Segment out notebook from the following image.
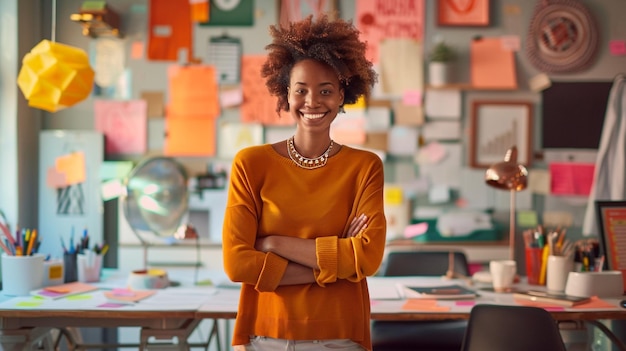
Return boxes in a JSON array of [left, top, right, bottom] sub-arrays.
[[398, 284, 477, 299]]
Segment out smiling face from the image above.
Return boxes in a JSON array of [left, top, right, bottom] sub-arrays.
[[288, 59, 344, 133]]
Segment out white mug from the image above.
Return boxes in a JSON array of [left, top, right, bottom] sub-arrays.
[[490, 260, 517, 292]]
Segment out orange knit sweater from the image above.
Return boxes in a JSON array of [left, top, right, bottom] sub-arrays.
[[222, 144, 386, 351]]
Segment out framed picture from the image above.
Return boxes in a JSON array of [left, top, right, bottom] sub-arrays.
[[437, 0, 490, 27], [595, 201, 626, 279], [469, 101, 533, 168]]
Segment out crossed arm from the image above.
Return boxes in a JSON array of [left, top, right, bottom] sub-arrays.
[[254, 214, 369, 286]]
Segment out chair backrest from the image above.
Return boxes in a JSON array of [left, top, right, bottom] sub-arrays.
[[461, 304, 567, 351], [381, 250, 470, 277]]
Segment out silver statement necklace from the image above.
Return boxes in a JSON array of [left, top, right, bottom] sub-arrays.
[[287, 136, 334, 170]]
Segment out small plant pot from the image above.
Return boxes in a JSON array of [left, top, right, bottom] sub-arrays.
[[429, 62, 450, 87]]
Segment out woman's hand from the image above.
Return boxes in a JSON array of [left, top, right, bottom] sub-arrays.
[[344, 214, 368, 238]]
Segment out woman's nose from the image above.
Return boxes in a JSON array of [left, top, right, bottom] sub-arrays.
[[305, 93, 320, 107]]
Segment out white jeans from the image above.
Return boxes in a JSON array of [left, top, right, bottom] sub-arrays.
[[236, 336, 366, 351]]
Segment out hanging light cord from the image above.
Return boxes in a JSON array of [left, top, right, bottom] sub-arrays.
[[51, 0, 57, 42]]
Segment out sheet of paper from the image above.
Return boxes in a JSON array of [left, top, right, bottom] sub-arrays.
[[418, 143, 462, 188], [331, 114, 367, 145], [241, 55, 292, 125], [168, 65, 220, 118], [549, 162, 595, 196], [470, 37, 517, 89], [379, 39, 424, 95], [355, 0, 424, 63], [164, 117, 216, 156], [140, 91, 164, 118], [393, 102, 424, 126], [94, 99, 147, 155], [421, 121, 461, 141], [424, 89, 461, 119], [387, 126, 418, 156], [218, 122, 263, 159], [528, 168, 550, 195], [55, 152, 86, 185]]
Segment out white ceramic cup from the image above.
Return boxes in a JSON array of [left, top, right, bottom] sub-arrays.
[[77, 253, 103, 283], [490, 260, 517, 292], [1, 253, 45, 296], [547, 255, 574, 292]]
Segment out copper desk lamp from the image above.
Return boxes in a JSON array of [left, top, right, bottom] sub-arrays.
[[485, 146, 528, 261]]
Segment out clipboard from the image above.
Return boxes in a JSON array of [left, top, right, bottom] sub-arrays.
[[208, 34, 242, 84]]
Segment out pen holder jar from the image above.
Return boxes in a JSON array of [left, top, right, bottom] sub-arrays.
[[1, 253, 45, 296], [77, 253, 102, 283], [525, 247, 544, 285], [63, 252, 78, 283]]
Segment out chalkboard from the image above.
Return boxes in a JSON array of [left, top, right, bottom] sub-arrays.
[[542, 81, 613, 149]]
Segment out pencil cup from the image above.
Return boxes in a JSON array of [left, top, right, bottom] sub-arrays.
[[525, 247, 543, 285], [63, 252, 78, 283], [1, 253, 45, 296], [77, 253, 102, 283], [547, 255, 574, 292], [43, 259, 64, 287]]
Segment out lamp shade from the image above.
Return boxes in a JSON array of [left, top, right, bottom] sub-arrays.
[[17, 40, 94, 113], [485, 146, 528, 191]]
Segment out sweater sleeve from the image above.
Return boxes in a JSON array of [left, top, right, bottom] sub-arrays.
[[314, 155, 387, 286], [222, 151, 288, 291]]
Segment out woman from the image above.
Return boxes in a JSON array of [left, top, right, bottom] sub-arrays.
[[222, 14, 386, 351]]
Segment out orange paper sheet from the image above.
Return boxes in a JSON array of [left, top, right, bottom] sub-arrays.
[[470, 37, 517, 89], [168, 65, 220, 118], [240, 55, 292, 125], [147, 0, 192, 61], [514, 296, 618, 309], [402, 299, 451, 312], [164, 117, 216, 156]]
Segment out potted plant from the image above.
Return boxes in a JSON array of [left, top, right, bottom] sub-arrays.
[[428, 41, 456, 87]]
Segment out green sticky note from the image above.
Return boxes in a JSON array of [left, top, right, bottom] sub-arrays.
[[17, 301, 43, 307], [67, 294, 92, 301], [81, 1, 106, 11], [517, 210, 538, 227], [99, 161, 134, 180]]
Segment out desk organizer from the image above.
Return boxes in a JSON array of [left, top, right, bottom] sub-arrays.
[[565, 271, 624, 298]]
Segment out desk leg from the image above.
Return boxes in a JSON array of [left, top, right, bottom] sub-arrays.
[[140, 319, 202, 351], [0, 327, 54, 351]]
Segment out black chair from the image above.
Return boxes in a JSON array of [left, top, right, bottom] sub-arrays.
[[372, 250, 470, 351], [460, 304, 567, 351]]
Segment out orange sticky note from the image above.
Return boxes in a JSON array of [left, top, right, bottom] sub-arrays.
[[55, 152, 86, 185], [44, 286, 70, 294], [471, 37, 517, 89]]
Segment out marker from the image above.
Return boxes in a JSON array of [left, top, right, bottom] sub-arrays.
[[26, 229, 37, 256]]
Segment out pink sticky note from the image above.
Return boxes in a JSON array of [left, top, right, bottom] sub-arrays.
[[549, 162, 595, 196], [402, 90, 422, 106], [609, 40, 626, 56], [46, 167, 67, 189], [403, 222, 428, 238]]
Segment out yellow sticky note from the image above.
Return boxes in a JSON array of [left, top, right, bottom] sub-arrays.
[[385, 187, 403, 205]]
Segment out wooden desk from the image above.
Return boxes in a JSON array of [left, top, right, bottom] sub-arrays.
[[1, 275, 625, 350]]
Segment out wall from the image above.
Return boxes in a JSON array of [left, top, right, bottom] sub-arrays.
[[24, 0, 626, 261]]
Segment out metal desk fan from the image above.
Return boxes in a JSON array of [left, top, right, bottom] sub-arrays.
[[122, 157, 198, 286]]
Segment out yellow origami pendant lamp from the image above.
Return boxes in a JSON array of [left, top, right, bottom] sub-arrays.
[[17, 0, 94, 113], [17, 40, 94, 113]]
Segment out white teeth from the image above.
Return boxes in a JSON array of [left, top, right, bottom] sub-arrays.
[[302, 113, 325, 119]]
